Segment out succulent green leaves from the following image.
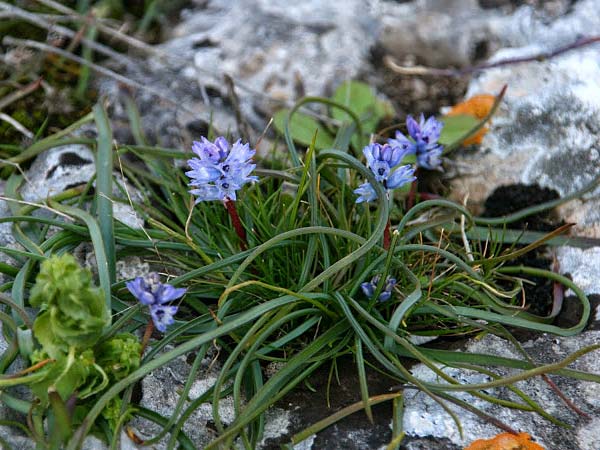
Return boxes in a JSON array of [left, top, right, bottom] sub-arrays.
[[30, 254, 109, 359]]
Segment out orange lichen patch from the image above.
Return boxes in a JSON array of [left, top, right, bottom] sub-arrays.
[[447, 94, 495, 145], [464, 432, 545, 450]]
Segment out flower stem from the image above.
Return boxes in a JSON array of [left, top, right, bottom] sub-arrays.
[[383, 220, 391, 250], [225, 199, 248, 250], [407, 169, 419, 209], [141, 319, 154, 355]]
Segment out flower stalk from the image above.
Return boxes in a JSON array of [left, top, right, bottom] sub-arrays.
[[225, 199, 248, 251]]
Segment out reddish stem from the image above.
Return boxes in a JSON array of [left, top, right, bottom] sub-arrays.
[[383, 220, 391, 250], [407, 178, 418, 209], [140, 319, 154, 355], [417, 192, 442, 201], [225, 199, 248, 250], [542, 373, 590, 418]]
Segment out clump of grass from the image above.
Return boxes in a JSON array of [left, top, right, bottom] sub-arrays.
[[0, 81, 598, 450]]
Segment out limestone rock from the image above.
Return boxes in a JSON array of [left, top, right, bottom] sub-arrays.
[[402, 332, 600, 450], [163, 0, 380, 124], [379, 0, 600, 67]]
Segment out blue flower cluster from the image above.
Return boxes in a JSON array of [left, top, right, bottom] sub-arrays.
[[354, 142, 416, 203], [354, 114, 444, 203], [186, 137, 258, 203], [126, 273, 187, 332], [361, 275, 397, 302], [389, 114, 444, 171]]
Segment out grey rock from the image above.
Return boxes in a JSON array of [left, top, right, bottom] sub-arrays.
[[97, 0, 382, 155], [20, 144, 96, 202], [439, 26, 600, 449], [293, 434, 316, 450], [556, 247, 600, 296], [20, 144, 144, 229], [115, 256, 150, 282], [403, 332, 600, 450], [164, 0, 379, 124], [379, 0, 600, 67], [129, 345, 292, 449], [449, 44, 600, 238], [379, 0, 500, 67]]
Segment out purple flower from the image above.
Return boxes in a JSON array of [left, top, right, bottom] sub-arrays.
[[354, 182, 378, 204], [186, 137, 258, 203], [126, 273, 187, 332], [353, 142, 416, 203], [389, 114, 444, 170], [360, 275, 397, 302]]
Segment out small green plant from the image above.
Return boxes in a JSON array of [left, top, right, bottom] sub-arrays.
[[1, 254, 140, 447]]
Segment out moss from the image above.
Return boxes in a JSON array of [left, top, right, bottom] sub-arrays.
[[0, 80, 95, 151]]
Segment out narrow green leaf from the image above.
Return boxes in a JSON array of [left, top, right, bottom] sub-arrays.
[[355, 337, 373, 423], [93, 103, 116, 284], [290, 393, 402, 446], [48, 389, 72, 447], [67, 295, 301, 449], [49, 202, 111, 317]]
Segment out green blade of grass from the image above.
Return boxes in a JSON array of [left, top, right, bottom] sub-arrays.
[[93, 103, 116, 284], [49, 202, 111, 316]]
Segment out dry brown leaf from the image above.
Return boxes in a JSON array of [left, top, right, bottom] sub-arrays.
[[464, 432, 546, 450]]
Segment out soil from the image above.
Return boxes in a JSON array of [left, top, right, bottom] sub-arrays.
[[481, 183, 561, 231], [264, 355, 465, 450], [368, 45, 471, 121], [480, 183, 565, 319], [262, 357, 397, 450]]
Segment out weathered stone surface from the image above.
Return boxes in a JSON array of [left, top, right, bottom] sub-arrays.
[[449, 43, 600, 237], [403, 332, 600, 450], [160, 0, 380, 129], [20, 143, 144, 229], [128, 345, 292, 449], [379, 0, 600, 67], [557, 247, 600, 297], [100, 0, 383, 155]]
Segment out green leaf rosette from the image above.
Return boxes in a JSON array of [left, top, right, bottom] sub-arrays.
[[30, 254, 110, 359], [95, 333, 141, 381]]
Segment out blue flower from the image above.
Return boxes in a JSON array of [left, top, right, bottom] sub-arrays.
[[126, 273, 187, 332], [360, 275, 397, 302], [354, 182, 378, 204], [186, 137, 258, 203], [353, 142, 415, 203], [389, 114, 444, 170]]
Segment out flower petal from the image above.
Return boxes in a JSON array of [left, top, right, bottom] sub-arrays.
[[421, 116, 443, 143], [126, 278, 155, 306], [417, 145, 443, 171], [226, 140, 255, 164], [214, 136, 230, 159], [386, 165, 416, 190], [389, 132, 415, 155], [371, 160, 391, 182], [406, 115, 420, 140], [190, 185, 224, 203], [186, 165, 222, 184], [150, 305, 178, 333], [156, 285, 187, 303], [362, 143, 378, 167], [361, 281, 375, 298], [354, 182, 378, 203]]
